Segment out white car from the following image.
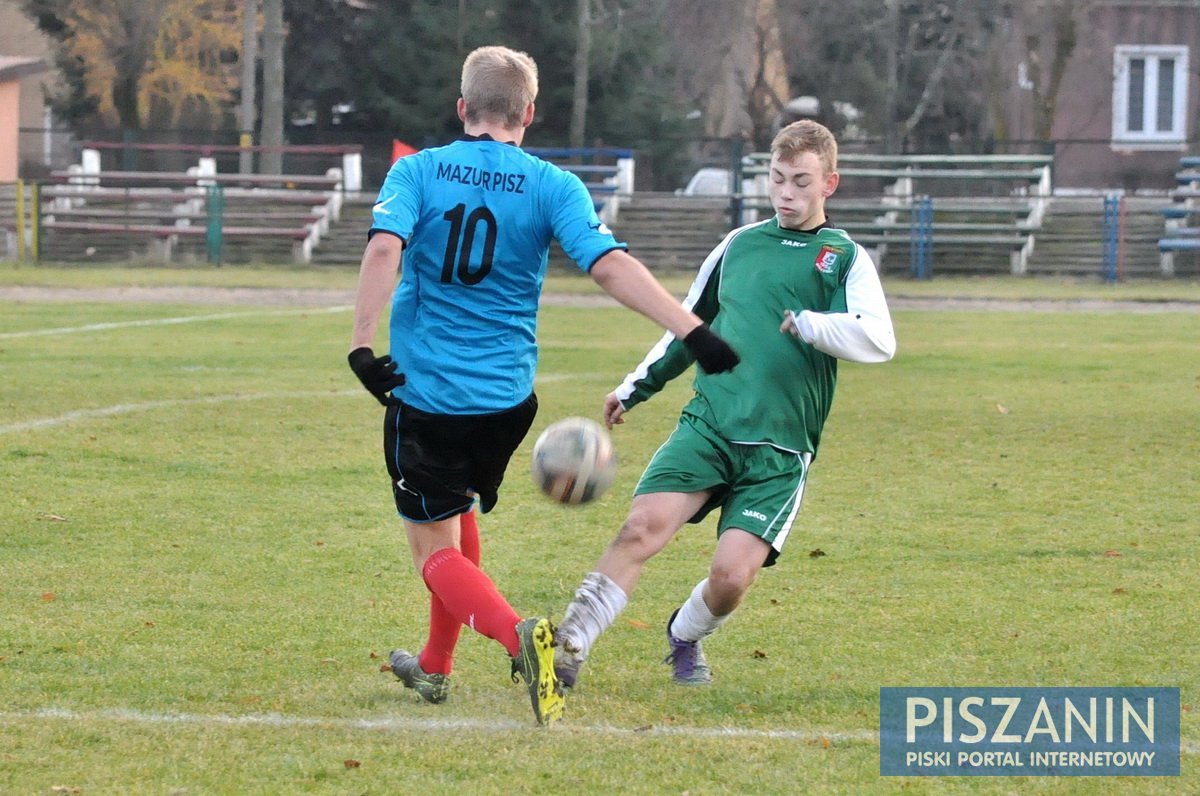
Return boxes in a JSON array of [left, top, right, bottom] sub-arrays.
[[676, 167, 734, 196]]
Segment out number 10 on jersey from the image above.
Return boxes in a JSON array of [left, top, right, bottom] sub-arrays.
[[441, 203, 497, 285]]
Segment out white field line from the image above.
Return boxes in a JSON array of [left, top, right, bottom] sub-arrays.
[[3, 707, 1196, 753], [1, 706, 877, 744], [0, 390, 355, 434], [0, 305, 353, 339], [0, 375, 578, 435]]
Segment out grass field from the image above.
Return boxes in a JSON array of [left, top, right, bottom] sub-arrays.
[[1, 264, 1197, 794], [6, 259, 1200, 303]]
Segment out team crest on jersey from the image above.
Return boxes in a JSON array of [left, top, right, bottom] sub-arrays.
[[815, 245, 843, 273]]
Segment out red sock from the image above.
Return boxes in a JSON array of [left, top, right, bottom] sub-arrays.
[[422, 545, 520, 658], [419, 511, 481, 675]]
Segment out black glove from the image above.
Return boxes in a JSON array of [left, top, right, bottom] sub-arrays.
[[348, 347, 405, 406], [683, 323, 740, 374]]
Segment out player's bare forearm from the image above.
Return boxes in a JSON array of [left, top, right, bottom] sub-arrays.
[[590, 250, 703, 339], [351, 234, 403, 351]]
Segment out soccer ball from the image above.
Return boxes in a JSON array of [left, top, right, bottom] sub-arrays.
[[531, 417, 617, 505]]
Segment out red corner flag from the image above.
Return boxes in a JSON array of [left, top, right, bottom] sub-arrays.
[[391, 139, 418, 164]]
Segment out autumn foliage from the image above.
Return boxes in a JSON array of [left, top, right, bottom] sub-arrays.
[[46, 0, 244, 129]]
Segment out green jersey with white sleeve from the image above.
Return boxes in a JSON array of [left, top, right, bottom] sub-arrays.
[[614, 217, 895, 455]]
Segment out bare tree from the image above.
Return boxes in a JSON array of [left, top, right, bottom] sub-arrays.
[[1022, 0, 1078, 140], [898, 25, 960, 144], [884, 0, 900, 152], [569, 0, 591, 149], [239, 0, 258, 174], [260, 0, 284, 174], [745, 0, 791, 145], [686, 0, 788, 144]]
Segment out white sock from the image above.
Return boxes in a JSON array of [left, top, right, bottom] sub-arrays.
[[558, 571, 628, 662], [668, 579, 728, 642]]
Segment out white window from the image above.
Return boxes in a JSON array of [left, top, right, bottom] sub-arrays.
[[1112, 45, 1189, 146]]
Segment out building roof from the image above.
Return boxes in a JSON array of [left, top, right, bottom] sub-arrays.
[[0, 55, 46, 83]]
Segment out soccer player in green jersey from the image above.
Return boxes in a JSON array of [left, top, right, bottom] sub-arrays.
[[554, 119, 896, 688]]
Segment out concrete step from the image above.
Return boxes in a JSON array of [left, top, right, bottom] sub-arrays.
[[310, 197, 374, 265], [607, 193, 731, 271]]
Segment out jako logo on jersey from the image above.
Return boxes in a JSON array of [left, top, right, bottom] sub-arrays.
[[742, 509, 768, 522], [815, 245, 842, 273], [781, 239, 805, 248]]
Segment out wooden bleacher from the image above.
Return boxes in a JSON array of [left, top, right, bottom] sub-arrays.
[[739, 152, 1052, 275], [37, 163, 345, 264]]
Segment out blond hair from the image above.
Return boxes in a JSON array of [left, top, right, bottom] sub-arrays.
[[460, 46, 539, 127], [771, 120, 838, 175]]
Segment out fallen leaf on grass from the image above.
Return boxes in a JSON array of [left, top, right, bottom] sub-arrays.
[[996, 404, 1010, 415], [821, 736, 831, 749], [626, 619, 651, 630], [50, 787, 81, 794], [369, 651, 380, 660], [1103, 550, 1122, 558], [751, 650, 767, 659], [41, 592, 55, 602], [378, 663, 391, 673], [38, 513, 67, 521], [633, 724, 654, 732], [1112, 587, 1127, 595], [343, 759, 361, 769]]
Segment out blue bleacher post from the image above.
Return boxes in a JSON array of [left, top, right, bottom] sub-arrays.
[[909, 195, 933, 279], [1102, 193, 1120, 283]]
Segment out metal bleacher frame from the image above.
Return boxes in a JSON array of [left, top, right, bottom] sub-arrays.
[[737, 152, 1054, 276], [525, 147, 635, 226], [1158, 155, 1200, 276]]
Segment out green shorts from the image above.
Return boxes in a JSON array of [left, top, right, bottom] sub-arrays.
[[635, 413, 813, 566]]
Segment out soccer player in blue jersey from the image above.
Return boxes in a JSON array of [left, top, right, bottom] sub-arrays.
[[555, 119, 896, 692], [347, 45, 739, 725]]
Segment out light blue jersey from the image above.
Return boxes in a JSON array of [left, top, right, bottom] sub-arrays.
[[370, 135, 625, 414]]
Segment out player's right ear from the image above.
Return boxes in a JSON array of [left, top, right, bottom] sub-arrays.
[[822, 172, 839, 196], [457, 98, 468, 123]]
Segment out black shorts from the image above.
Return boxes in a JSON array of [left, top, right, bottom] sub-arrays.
[[383, 393, 537, 522]]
